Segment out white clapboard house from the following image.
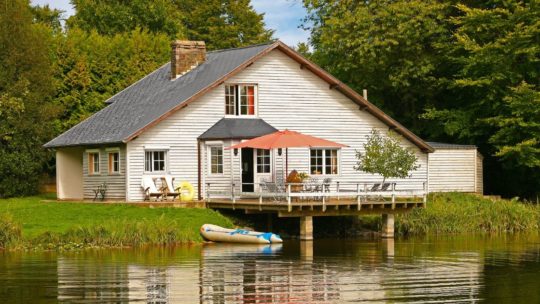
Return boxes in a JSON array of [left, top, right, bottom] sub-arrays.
[[45, 40, 483, 202]]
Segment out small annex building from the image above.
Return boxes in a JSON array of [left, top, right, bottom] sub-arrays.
[[427, 142, 483, 194]]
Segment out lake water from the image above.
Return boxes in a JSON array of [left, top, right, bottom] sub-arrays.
[[0, 234, 539, 303]]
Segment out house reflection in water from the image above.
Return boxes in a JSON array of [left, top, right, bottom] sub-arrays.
[[55, 241, 483, 303]]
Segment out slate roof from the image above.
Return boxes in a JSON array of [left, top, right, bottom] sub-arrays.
[[199, 118, 277, 140], [427, 142, 477, 150], [44, 42, 276, 148]]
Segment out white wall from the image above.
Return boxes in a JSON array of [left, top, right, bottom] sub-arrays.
[[56, 147, 84, 200], [428, 148, 480, 193], [126, 49, 428, 201]]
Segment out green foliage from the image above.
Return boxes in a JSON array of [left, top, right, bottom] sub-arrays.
[[354, 129, 419, 183], [68, 0, 185, 38], [0, 213, 22, 248], [177, 0, 274, 50], [68, 0, 273, 50], [51, 28, 170, 131], [0, 0, 59, 197], [395, 192, 540, 235], [0, 195, 233, 249], [486, 82, 540, 168], [303, 0, 540, 198]]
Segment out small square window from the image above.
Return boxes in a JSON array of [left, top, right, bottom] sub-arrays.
[[310, 149, 338, 175], [256, 149, 271, 173], [210, 146, 223, 174], [145, 150, 167, 173]]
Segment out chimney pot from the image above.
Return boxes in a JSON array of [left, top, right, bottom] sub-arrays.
[[171, 40, 206, 79]]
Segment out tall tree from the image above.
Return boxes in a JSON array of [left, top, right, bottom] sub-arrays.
[[51, 28, 170, 132], [68, 0, 185, 38], [0, 0, 58, 197], [303, 0, 540, 199], [176, 0, 274, 50]]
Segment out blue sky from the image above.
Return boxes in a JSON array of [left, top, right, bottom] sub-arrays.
[[31, 0, 309, 46]]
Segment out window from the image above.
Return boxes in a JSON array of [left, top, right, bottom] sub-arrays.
[[108, 151, 120, 174], [256, 149, 271, 173], [145, 151, 166, 172], [310, 149, 338, 175], [224, 84, 256, 116], [88, 152, 100, 175], [210, 146, 223, 174]]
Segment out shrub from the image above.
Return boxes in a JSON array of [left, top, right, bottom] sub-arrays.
[[0, 214, 22, 247]]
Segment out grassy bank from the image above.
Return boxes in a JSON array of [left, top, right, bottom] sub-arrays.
[[0, 195, 232, 249], [394, 193, 540, 235]]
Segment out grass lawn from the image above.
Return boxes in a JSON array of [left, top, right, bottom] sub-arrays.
[[0, 195, 233, 248]]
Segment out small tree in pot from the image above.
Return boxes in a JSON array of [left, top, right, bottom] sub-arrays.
[[354, 129, 419, 184]]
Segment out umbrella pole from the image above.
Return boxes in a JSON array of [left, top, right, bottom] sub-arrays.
[[285, 148, 288, 181]]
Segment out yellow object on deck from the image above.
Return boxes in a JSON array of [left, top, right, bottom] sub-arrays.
[[178, 181, 195, 201]]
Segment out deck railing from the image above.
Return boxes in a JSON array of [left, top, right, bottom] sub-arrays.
[[206, 181, 427, 212]]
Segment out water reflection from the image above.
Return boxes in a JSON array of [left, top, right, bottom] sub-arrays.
[[0, 234, 539, 303]]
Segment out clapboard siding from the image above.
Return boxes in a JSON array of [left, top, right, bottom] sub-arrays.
[[428, 148, 479, 192], [82, 146, 126, 200], [126, 50, 428, 201]]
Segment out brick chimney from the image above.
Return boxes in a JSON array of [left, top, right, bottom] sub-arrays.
[[170, 40, 206, 79]]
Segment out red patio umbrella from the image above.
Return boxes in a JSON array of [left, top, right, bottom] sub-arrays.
[[227, 130, 347, 180]]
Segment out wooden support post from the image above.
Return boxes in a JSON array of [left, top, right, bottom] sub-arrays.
[[336, 181, 340, 201], [364, 183, 368, 203], [381, 214, 394, 238], [423, 182, 427, 205], [259, 185, 263, 211], [231, 183, 236, 208], [356, 183, 361, 210], [300, 216, 313, 241], [391, 183, 396, 210], [322, 186, 326, 212], [287, 183, 292, 212]]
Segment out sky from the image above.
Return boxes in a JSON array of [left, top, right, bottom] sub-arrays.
[[31, 0, 310, 46]]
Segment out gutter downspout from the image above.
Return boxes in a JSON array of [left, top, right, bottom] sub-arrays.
[[197, 139, 202, 201]]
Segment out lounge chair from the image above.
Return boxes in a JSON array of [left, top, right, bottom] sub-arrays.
[[161, 176, 180, 201], [141, 176, 162, 201]]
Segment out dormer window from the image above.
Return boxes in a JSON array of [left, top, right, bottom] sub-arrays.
[[225, 84, 257, 116]]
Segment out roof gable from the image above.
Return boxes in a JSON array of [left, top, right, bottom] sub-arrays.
[[45, 40, 433, 152]]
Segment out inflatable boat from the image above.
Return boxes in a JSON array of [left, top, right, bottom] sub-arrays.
[[200, 224, 283, 244]]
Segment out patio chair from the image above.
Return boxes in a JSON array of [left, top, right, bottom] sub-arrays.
[[322, 177, 333, 192], [262, 181, 286, 203], [161, 176, 180, 201], [92, 182, 107, 201], [141, 176, 163, 201]]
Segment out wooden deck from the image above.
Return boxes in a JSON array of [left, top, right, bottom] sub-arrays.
[[205, 182, 427, 217], [206, 197, 425, 217]]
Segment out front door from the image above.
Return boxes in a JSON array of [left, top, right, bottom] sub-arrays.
[[241, 148, 254, 192]]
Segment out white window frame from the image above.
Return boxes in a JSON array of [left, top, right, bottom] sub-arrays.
[[310, 148, 340, 175], [256, 149, 271, 174], [86, 149, 100, 175], [208, 145, 224, 175], [224, 84, 258, 117], [144, 150, 168, 173]]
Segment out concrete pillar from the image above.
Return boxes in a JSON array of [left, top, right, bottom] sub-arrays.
[[300, 240, 313, 261], [299, 216, 313, 240], [381, 214, 394, 238]]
